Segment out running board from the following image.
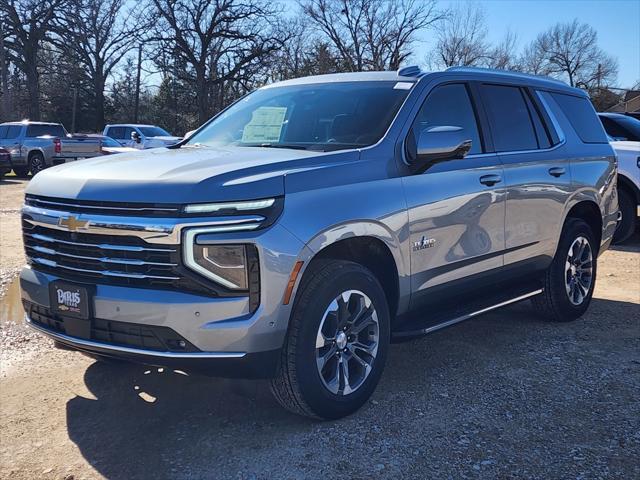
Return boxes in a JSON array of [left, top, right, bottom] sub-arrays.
[[392, 289, 543, 339]]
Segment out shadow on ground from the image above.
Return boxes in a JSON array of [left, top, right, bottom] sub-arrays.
[[66, 296, 640, 479]]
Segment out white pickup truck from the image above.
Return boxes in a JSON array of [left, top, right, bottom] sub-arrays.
[[0, 121, 103, 176]]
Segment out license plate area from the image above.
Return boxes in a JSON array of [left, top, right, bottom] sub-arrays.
[[49, 281, 93, 339]]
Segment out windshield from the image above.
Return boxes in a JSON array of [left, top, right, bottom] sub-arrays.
[[102, 137, 123, 147], [139, 126, 171, 137], [187, 81, 412, 151]]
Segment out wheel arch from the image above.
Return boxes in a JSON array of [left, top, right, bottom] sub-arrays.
[[617, 173, 640, 204], [564, 200, 603, 251], [297, 222, 409, 317]]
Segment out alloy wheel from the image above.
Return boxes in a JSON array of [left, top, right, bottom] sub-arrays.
[[315, 290, 379, 395], [565, 236, 593, 306]]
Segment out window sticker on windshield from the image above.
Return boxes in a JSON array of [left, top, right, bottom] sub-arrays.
[[394, 82, 413, 90], [241, 106, 288, 143]]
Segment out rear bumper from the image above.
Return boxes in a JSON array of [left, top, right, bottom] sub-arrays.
[[26, 315, 280, 377]]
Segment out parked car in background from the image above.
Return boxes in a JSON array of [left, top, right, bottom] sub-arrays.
[[102, 124, 182, 149], [598, 112, 640, 141], [0, 147, 11, 178], [597, 113, 640, 243], [88, 135, 138, 155], [609, 140, 639, 243], [21, 67, 618, 419], [0, 122, 103, 176]]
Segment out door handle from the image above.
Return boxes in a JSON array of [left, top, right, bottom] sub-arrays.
[[548, 167, 566, 177], [479, 174, 502, 186]]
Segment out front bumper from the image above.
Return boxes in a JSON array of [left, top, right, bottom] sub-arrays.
[[20, 222, 309, 378], [26, 315, 280, 377]]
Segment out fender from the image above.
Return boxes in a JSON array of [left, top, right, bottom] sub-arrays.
[[290, 220, 412, 315]]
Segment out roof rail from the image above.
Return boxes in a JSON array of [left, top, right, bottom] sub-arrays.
[[397, 65, 422, 77], [446, 66, 568, 87]]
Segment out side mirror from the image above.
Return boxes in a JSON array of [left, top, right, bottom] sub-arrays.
[[408, 126, 472, 173], [131, 131, 141, 143], [184, 129, 196, 139]]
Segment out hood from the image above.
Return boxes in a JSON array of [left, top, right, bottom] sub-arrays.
[[610, 140, 640, 153], [26, 145, 357, 204]]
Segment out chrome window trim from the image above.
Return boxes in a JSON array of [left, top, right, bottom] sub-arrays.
[[26, 316, 246, 358], [182, 226, 259, 289], [536, 90, 566, 144]]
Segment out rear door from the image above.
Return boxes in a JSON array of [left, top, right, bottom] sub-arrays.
[[478, 83, 570, 274], [402, 82, 506, 308]]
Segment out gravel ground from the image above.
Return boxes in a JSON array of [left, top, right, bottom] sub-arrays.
[[0, 178, 639, 480]]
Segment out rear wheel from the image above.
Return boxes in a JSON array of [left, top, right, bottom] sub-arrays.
[[613, 187, 637, 244], [28, 153, 46, 176], [270, 260, 390, 419], [532, 218, 597, 322]]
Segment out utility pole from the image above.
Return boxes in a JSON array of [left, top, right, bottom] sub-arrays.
[[134, 44, 142, 123]]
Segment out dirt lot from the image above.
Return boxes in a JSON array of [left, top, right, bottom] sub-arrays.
[[1, 178, 639, 480]]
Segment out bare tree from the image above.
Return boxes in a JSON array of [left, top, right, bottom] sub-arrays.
[[147, 0, 286, 124], [56, 0, 144, 131], [1, 0, 67, 120], [302, 0, 443, 72], [486, 30, 518, 70], [429, 2, 488, 69], [522, 19, 618, 88]]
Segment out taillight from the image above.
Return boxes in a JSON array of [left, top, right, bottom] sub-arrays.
[[53, 138, 61, 154]]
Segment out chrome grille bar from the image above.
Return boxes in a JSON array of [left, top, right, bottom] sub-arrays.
[[25, 232, 176, 253], [29, 245, 178, 267], [32, 258, 181, 280]]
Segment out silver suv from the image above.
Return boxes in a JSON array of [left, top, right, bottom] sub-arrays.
[[20, 67, 618, 419]]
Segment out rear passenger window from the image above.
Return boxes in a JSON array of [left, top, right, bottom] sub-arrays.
[[410, 83, 483, 155], [550, 93, 608, 143], [480, 84, 538, 152]]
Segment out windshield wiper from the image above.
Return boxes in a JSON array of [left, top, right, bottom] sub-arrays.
[[255, 143, 312, 151]]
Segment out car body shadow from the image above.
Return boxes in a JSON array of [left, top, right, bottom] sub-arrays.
[[66, 296, 640, 479]]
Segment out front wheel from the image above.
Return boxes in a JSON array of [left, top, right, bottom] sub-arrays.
[[532, 218, 597, 322], [270, 260, 390, 419]]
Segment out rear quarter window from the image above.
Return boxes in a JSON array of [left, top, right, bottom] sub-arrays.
[[550, 93, 608, 144]]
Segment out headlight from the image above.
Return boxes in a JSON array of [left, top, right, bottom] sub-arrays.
[[193, 244, 248, 289], [183, 198, 275, 214]]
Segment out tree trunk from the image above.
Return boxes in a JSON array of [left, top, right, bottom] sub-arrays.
[[196, 70, 209, 125], [26, 64, 40, 120]]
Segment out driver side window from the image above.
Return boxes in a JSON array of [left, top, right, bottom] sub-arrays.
[[409, 83, 483, 159]]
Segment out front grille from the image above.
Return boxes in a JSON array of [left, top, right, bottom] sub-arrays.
[[23, 224, 215, 296], [25, 194, 182, 217], [27, 302, 199, 352]]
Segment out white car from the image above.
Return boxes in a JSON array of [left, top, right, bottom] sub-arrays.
[[610, 140, 639, 242], [102, 124, 182, 149], [598, 113, 640, 243]]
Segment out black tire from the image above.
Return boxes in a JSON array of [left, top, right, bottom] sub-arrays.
[[270, 259, 390, 420], [532, 218, 598, 322], [28, 152, 46, 176], [613, 187, 637, 244], [12, 166, 29, 178]]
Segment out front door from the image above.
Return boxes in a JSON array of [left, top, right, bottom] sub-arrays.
[[402, 83, 506, 308]]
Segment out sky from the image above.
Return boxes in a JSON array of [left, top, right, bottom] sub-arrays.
[[421, 0, 640, 88]]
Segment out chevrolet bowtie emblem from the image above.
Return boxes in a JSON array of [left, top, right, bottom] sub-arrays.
[[58, 216, 89, 231]]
